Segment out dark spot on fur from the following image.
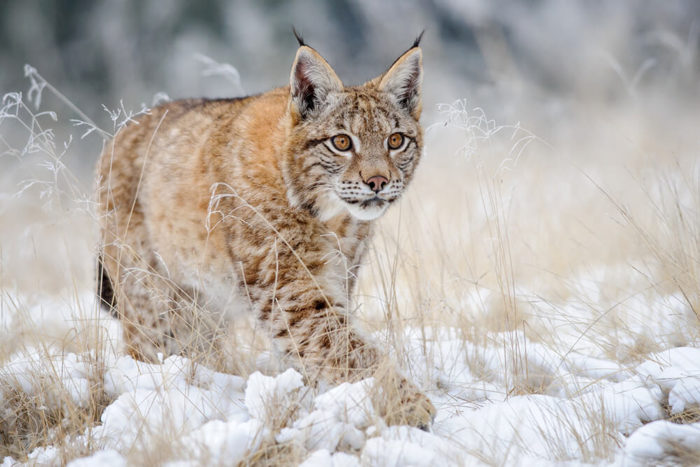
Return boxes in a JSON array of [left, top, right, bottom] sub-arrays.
[[303, 138, 327, 150], [300, 199, 318, 217], [97, 255, 118, 317], [287, 312, 306, 328]]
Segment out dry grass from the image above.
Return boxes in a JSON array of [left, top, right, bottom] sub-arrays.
[[1, 63, 699, 465]]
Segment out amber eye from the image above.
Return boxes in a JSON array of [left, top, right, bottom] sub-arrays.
[[331, 134, 352, 151], [388, 132, 404, 150]]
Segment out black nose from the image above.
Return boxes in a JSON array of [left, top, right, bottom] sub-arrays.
[[364, 175, 389, 193]]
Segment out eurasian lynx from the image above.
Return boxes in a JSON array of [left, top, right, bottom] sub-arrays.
[[97, 34, 434, 427]]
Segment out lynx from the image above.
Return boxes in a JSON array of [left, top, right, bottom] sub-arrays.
[[96, 34, 434, 427]]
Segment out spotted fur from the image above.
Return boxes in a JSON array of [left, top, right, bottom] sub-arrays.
[[96, 41, 433, 427]]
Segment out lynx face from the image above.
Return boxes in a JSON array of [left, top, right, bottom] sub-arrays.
[[283, 44, 423, 221]]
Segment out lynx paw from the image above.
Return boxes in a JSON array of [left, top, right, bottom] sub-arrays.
[[395, 385, 436, 430], [377, 376, 436, 430]]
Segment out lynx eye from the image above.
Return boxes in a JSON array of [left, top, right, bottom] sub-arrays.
[[388, 132, 404, 150], [330, 134, 352, 151]]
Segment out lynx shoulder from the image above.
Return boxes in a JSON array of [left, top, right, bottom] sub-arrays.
[[96, 35, 433, 427]]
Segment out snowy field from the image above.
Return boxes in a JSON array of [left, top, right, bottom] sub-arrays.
[[1, 287, 699, 466], [2, 75, 700, 464]]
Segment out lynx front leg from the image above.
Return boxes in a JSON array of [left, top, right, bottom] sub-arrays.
[[253, 277, 376, 382], [251, 267, 435, 428]]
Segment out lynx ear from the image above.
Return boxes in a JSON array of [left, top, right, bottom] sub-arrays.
[[377, 47, 423, 119], [290, 46, 343, 121]]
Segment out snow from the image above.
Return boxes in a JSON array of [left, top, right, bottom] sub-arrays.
[[279, 381, 373, 452], [669, 377, 700, 414], [67, 450, 126, 467], [301, 449, 360, 467], [635, 347, 700, 415], [362, 436, 440, 466], [622, 420, 700, 466], [95, 355, 249, 452], [1, 293, 699, 465], [1, 346, 92, 410], [26, 446, 60, 465], [180, 418, 267, 464], [245, 368, 305, 420], [313, 379, 376, 428]]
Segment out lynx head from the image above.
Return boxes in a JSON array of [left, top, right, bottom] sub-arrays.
[[282, 35, 424, 222]]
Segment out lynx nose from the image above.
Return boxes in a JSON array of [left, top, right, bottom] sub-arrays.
[[364, 175, 389, 193]]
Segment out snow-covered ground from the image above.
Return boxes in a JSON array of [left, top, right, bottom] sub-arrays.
[[1, 287, 699, 466]]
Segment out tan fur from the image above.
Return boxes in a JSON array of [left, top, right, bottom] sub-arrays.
[[96, 43, 433, 427]]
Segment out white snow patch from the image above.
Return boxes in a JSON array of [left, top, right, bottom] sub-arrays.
[[180, 418, 266, 464], [622, 420, 700, 465], [314, 378, 376, 428], [277, 378, 374, 452], [94, 355, 248, 452], [635, 347, 700, 414], [244, 368, 305, 420], [360, 426, 468, 467], [67, 449, 127, 467], [300, 449, 360, 467]]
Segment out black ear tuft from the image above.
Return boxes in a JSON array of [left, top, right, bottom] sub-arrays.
[[412, 30, 425, 49], [293, 27, 305, 47]]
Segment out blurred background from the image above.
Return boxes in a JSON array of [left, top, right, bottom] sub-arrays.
[[2, 0, 699, 142]]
